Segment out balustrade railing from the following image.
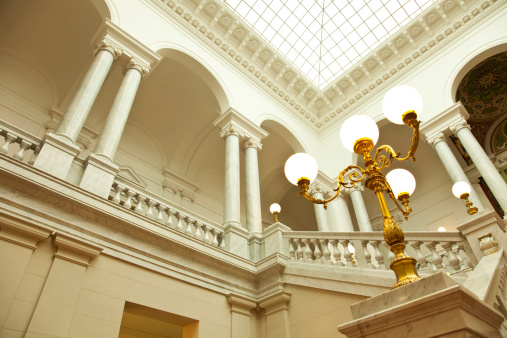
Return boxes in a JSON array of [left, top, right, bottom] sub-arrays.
[[284, 231, 475, 275], [109, 180, 226, 250], [0, 120, 42, 164]]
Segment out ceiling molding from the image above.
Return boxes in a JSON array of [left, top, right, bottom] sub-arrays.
[[148, 0, 503, 132]]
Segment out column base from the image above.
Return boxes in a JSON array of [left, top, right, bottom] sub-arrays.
[[337, 272, 503, 338], [79, 153, 119, 198], [33, 133, 81, 180], [223, 223, 249, 259]]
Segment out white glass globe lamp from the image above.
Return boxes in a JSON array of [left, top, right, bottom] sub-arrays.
[[452, 181, 471, 198], [386, 168, 416, 198], [382, 86, 423, 125], [269, 203, 281, 214], [339, 115, 379, 153], [437, 227, 447, 232], [284, 153, 318, 186]]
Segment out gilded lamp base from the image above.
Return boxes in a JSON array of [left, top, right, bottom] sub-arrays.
[[383, 216, 421, 289]]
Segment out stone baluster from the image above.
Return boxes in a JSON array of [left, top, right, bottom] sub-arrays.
[[210, 229, 219, 247], [458, 244, 474, 269], [410, 241, 428, 271], [371, 240, 385, 269], [175, 213, 185, 231], [123, 190, 135, 210], [320, 239, 332, 264], [330, 239, 343, 266], [311, 239, 322, 263], [302, 239, 313, 262], [442, 242, 460, 272], [219, 232, 226, 249], [361, 240, 372, 267], [27, 146, 41, 165], [295, 239, 304, 260], [155, 205, 166, 223], [340, 240, 353, 265], [202, 225, 211, 244], [383, 243, 395, 268], [145, 199, 156, 219], [426, 242, 444, 271], [185, 218, 195, 236], [134, 194, 146, 214], [13, 140, 31, 161], [0, 134, 16, 154], [111, 184, 124, 204], [194, 222, 203, 239], [166, 209, 176, 228], [289, 239, 296, 261]]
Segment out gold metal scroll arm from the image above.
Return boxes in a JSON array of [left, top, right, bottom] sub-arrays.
[[385, 181, 413, 220]]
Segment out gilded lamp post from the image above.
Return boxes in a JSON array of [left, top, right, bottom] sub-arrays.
[[284, 86, 424, 289]]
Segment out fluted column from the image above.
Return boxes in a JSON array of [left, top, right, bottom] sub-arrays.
[[427, 132, 484, 210], [326, 190, 354, 232], [452, 118, 507, 215], [309, 184, 329, 231], [349, 183, 373, 231], [244, 138, 263, 233], [221, 127, 242, 228], [55, 41, 120, 143]]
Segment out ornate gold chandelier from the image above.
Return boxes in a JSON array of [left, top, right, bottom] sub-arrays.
[[284, 86, 424, 289]]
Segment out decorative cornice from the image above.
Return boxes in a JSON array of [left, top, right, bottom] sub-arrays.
[[92, 19, 162, 78], [421, 101, 470, 142], [213, 107, 269, 142], [148, 0, 502, 131]]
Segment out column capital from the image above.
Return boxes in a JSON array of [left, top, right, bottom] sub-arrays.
[[348, 182, 364, 193], [243, 137, 262, 151], [92, 19, 162, 78], [94, 37, 122, 60], [227, 294, 257, 316], [426, 132, 447, 149], [309, 182, 329, 196], [53, 233, 103, 267], [420, 102, 470, 142], [258, 291, 291, 316], [449, 116, 471, 136], [213, 108, 268, 141]]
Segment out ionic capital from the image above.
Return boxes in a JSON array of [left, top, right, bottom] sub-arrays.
[[125, 58, 151, 78], [309, 182, 329, 197], [243, 137, 262, 151], [426, 132, 447, 149], [449, 117, 471, 136], [348, 182, 364, 193], [94, 37, 122, 59]]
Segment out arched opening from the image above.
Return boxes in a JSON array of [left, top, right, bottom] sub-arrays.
[[259, 120, 317, 231]]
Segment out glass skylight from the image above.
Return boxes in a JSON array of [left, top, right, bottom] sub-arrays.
[[223, 0, 434, 89]]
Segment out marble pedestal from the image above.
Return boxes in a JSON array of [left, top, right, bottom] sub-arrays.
[[337, 272, 503, 338], [33, 133, 81, 180], [223, 224, 249, 260], [79, 153, 119, 198]]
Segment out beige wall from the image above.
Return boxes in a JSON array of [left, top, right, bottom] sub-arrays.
[[285, 284, 367, 338]]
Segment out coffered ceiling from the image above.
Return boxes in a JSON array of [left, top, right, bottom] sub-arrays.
[[152, 0, 501, 131]]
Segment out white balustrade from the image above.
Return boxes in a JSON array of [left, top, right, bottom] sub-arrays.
[[108, 181, 225, 249], [283, 231, 475, 275], [0, 120, 42, 164]]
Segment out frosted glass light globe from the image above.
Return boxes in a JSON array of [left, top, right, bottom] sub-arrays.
[[270, 203, 281, 214], [386, 168, 416, 197], [340, 115, 379, 152], [284, 153, 319, 185], [452, 181, 471, 198], [382, 86, 423, 124], [437, 227, 447, 232]]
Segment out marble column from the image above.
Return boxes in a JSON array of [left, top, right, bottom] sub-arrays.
[[94, 60, 146, 161], [55, 42, 120, 143], [349, 183, 373, 231], [221, 127, 242, 228], [33, 42, 120, 179], [326, 190, 355, 232], [309, 184, 329, 231], [79, 59, 147, 198], [451, 119, 507, 215], [428, 132, 484, 210], [244, 138, 263, 233]]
